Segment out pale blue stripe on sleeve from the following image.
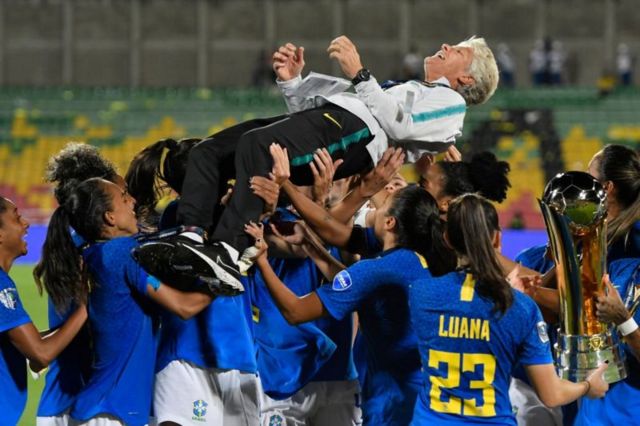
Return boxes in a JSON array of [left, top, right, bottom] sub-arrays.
[[411, 104, 466, 123]]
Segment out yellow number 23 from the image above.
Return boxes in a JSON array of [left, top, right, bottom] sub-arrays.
[[428, 349, 497, 417]]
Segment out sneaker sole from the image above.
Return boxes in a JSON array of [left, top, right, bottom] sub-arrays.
[[180, 243, 244, 293], [133, 242, 244, 296]]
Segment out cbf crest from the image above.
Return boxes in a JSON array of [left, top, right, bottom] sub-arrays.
[[192, 399, 208, 422], [0, 288, 17, 310]]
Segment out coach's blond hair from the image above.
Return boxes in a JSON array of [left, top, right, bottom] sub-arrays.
[[456, 36, 499, 105]]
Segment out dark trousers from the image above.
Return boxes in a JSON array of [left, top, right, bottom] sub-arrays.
[[177, 104, 374, 252]]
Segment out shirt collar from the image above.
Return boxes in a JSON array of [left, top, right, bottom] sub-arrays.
[[431, 76, 452, 87]]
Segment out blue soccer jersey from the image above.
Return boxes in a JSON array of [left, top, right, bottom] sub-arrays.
[[37, 299, 91, 417], [0, 269, 32, 425], [70, 236, 160, 426], [156, 291, 257, 375], [251, 249, 355, 400], [317, 248, 430, 425], [574, 258, 640, 426], [409, 270, 553, 425]]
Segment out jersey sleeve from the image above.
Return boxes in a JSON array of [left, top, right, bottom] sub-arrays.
[[122, 240, 153, 296], [316, 256, 393, 320], [0, 274, 31, 333], [517, 300, 554, 366]]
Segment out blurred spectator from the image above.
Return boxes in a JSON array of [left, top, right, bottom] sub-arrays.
[[401, 45, 423, 80], [529, 39, 547, 85], [549, 40, 566, 85], [617, 43, 634, 86], [496, 43, 515, 87], [252, 48, 276, 87]]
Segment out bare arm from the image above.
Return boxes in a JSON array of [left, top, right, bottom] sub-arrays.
[[146, 284, 213, 320], [282, 180, 354, 248], [255, 256, 327, 325], [525, 363, 608, 407], [8, 305, 87, 370], [329, 148, 404, 224], [246, 222, 328, 325]]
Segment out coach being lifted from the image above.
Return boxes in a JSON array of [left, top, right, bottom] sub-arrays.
[[134, 35, 499, 292]]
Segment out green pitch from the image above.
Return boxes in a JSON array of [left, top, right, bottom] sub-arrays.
[[10, 264, 48, 426]]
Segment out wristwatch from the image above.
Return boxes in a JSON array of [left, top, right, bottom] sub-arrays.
[[351, 68, 371, 86]]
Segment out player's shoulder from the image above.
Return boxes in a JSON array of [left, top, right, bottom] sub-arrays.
[[0, 269, 14, 289]]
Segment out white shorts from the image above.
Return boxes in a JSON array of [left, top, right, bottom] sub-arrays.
[[260, 380, 362, 426], [509, 377, 563, 426], [68, 414, 125, 426], [154, 360, 260, 426], [37, 413, 70, 426]]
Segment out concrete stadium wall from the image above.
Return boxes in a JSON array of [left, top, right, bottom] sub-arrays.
[[0, 0, 637, 87]]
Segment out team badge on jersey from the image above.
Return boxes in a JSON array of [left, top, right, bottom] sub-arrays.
[[0, 288, 17, 310], [192, 399, 208, 421], [269, 414, 284, 426], [536, 321, 549, 343], [332, 270, 352, 291]]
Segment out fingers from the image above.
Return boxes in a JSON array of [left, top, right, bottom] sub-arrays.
[[244, 221, 264, 238], [444, 145, 462, 162]]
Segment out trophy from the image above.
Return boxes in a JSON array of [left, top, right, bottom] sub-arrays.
[[539, 171, 627, 383]]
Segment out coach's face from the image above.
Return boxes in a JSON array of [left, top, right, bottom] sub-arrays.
[[424, 43, 473, 89]]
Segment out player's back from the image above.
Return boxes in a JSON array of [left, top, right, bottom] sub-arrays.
[[408, 270, 552, 425]]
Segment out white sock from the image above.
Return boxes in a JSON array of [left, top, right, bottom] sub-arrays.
[[180, 231, 203, 244]]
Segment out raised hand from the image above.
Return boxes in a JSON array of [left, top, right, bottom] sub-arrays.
[[273, 42, 305, 81], [443, 145, 462, 162], [327, 35, 364, 79], [311, 148, 344, 206], [360, 147, 405, 197], [244, 221, 268, 261], [250, 176, 280, 216], [269, 143, 290, 186]]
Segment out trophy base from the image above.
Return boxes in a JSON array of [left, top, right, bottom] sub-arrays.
[[555, 330, 627, 384]]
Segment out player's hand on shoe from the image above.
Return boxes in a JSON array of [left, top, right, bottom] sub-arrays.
[[585, 362, 610, 399], [269, 143, 290, 186], [245, 221, 268, 261], [250, 176, 280, 218], [596, 274, 630, 325], [360, 147, 405, 197], [273, 42, 305, 81], [311, 148, 344, 207], [327, 35, 363, 79]]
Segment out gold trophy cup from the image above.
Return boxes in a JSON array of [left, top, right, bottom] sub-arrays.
[[539, 171, 627, 383]]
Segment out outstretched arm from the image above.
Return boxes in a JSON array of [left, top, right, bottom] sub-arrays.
[[329, 147, 404, 224], [282, 180, 354, 248], [329, 35, 463, 155], [246, 222, 327, 325], [525, 363, 608, 407], [146, 284, 214, 321], [9, 305, 87, 371]]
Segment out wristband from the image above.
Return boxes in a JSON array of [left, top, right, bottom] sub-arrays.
[[618, 317, 639, 336], [582, 380, 591, 397]]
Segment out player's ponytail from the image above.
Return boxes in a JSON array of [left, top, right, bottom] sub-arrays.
[[34, 178, 112, 313], [592, 144, 640, 247], [387, 185, 456, 276], [446, 193, 513, 314]]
